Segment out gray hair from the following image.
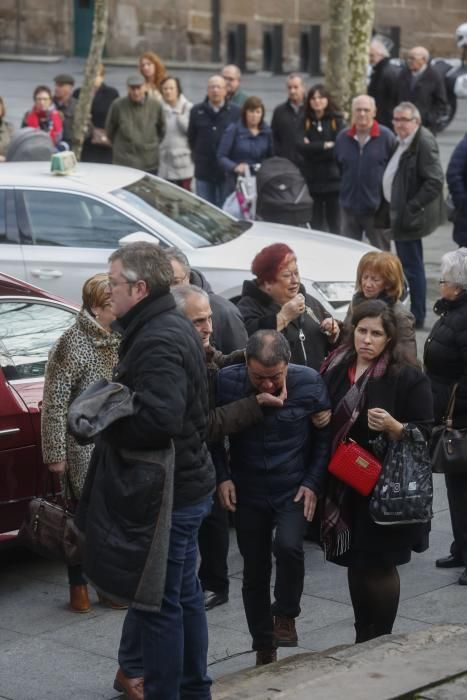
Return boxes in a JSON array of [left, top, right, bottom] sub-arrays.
[[165, 247, 191, 275], [222, 64, 241, 78], [108, 242, 173, 292], [370, 39, 390, 58], [246, 330, 291, 367], [287, 73, 304, 86], [441, 248, 467, 287], [171, 284, 209, 312], [351, 94, 376, 111], [394, 101, 421, 122]]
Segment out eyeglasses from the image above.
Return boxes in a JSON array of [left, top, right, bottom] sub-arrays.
[[106, 279, 134, 290], [392, 116, 415, 123], [278, 270, 300, 281]]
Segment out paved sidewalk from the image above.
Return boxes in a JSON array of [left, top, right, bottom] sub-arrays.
[[0, 475, 466, 699]]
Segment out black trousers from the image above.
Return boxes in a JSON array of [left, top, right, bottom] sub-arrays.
[[446, 473, 467, 566], [235, 496, 306, 651], [310, 191, 341, 234], [198, 492, 230, 595]]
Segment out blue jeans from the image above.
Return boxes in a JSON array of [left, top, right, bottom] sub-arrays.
[[195, 179, 228, 208], [118, 497, 212, 699], [395, 239, 426, 325]]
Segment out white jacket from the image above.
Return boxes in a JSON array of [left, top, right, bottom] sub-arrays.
[[159, 95, 194, 180]]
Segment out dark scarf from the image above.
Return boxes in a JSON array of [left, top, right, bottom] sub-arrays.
[[320, 343, 390, 557]]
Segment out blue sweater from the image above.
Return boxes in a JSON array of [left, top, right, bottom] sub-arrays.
[[214, 363, 331, 504], [335, 121, 396, 214]]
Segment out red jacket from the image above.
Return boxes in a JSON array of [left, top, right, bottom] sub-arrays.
[[24, 107, 63, 146]]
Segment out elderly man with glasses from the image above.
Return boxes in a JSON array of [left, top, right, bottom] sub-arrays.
[[382, 101, 444, 329]]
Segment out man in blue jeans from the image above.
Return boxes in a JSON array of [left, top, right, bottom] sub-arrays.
[[214, 330, 331, 665], [85, 242, 215, 700]]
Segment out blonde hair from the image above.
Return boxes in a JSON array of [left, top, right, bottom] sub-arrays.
[[81, 273, 111, 313], [356, 252, 405, 302]]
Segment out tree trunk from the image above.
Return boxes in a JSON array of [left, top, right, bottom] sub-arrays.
[[325, 0, 352, 113], [346, 0, 375, 112], [72, 0, 109, 160]]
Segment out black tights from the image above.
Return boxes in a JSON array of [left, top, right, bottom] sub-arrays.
[[347, 565, 400, 643]]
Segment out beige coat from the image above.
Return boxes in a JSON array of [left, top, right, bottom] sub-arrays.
[[41, 310, 120, 498]]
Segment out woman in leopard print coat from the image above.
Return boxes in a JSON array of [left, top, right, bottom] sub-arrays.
[[41, 273, 120, 612]]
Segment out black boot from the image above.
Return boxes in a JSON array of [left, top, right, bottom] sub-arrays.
[[354, 622, 375, 644]]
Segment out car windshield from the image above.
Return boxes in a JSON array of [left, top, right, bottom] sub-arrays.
[[112, 176, 251, 247]]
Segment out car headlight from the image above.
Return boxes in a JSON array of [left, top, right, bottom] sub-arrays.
[[312, 281, 356, 307]]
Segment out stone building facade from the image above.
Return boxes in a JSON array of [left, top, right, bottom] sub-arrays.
[[0, 0, 465, 68]]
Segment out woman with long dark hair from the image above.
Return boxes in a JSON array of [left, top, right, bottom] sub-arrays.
[[321, 299, 433, 643], [297, 84, 345, 233]]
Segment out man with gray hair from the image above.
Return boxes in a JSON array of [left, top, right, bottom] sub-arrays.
[[382, 101, 444, 328], [166, 246, 247, 353], [396, 46, 447, 134], [188, 74, 240, 206], [335, 94, 396, 250], [172, 284, 284, 611], [368, 39, 399, 129], [80, 242, 215, 699], [213, 329, 331, 665]]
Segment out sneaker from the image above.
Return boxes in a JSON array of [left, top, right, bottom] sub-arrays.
[[273, 615, 298, 647], [255, 648, 277, 666]]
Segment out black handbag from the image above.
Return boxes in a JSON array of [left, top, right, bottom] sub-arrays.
[[369, 425, 433, 525], [430, 384, 467, 475], [18, 472, 81, 566]]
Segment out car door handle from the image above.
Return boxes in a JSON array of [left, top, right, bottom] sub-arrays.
[[31, 268, 63, 279], [0, 428, 20, 437]]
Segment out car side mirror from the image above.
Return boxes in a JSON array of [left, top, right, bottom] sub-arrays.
[[118, 232, 160, 246]]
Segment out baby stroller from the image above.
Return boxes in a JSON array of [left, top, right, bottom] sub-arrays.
[[256, 156, 313, 227], [6, 128, 55, 162]]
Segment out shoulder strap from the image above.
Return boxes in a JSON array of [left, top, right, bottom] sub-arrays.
[[445, 383, 459, 427]]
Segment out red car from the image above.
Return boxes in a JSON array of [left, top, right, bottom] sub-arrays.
[[0, 273, 77, 541]]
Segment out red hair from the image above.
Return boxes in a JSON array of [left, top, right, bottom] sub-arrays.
[[251, 243, 295, 284]]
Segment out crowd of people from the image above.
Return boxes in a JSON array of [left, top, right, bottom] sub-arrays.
[[37, 231, 467, 699]]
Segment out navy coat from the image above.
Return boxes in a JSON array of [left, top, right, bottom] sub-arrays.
[[214, 363, 331, 504], [187, 98, 240, 182]]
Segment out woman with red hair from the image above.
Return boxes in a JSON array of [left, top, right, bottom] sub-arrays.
[[139, 51, 167, 99], [237, 243, 339, 369]]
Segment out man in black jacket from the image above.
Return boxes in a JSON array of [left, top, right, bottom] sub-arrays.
[[396, 46, 447, 135], [188, 75, 240, 207], [166, 246, 247, 353], [368, 39, 399, 130], [271, 74, 306, 166], [382, 102, 444, 328], [100, 243, 214, 699]]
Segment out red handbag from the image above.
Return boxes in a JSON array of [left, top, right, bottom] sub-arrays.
[[328, 439, 382, 496]]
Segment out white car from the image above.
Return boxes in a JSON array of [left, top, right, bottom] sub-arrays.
[[0, 162, 373, 318]]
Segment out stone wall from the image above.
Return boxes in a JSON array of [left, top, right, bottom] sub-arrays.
[[0, 0, 465, 65]]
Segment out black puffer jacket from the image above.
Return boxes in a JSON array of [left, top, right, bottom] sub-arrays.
[[237, 280, 330, 370], [368, 58, 399, 130], [106, 289, 215, 507], [424, 292, 467, 427]]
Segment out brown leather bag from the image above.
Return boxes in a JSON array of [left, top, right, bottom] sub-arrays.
[[18, 474, 81, 566], [90, 126, 111, 147]]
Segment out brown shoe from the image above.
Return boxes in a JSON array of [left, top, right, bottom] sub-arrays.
[[273, 615, 298, 647], [69, 585, 91, 613], [113, 668, 144, 700], [98, 593, 128, 610], [255, 648, 277, 666]]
